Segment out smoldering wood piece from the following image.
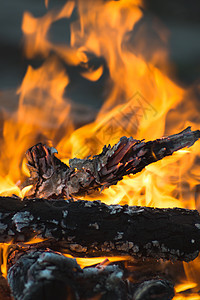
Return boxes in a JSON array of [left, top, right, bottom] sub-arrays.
[[0, 197, 200, 262], [7, 250, 174, 300], [23, 126, 200, 199]]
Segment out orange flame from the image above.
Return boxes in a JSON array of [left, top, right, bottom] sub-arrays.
[[0, 242, 13, 278], [0, 0, 199, 294], [63, 254, 131, 269], [174, 281, 200, 300]]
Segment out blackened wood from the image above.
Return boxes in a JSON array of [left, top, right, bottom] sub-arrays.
[[0, 197, 200, 262], [132, 279, 174, 300], [23, 126, 200, 199], [7, 250, 174, 300]]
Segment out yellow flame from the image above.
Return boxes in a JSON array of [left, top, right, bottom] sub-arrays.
[[0, 0, 199, 292], [80, 65, 104, 82], [175, 282, 197, 293], [0, 242, 13, 278], [24, 237, 45, 244], [174, 295, 200, 300], [63, 254, 131, 269]]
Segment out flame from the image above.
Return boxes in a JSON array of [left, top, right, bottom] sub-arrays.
[[63, 254, 131, 269], [0, 0, 199, 294], [23, 236, 46, 244], [174, 281, 200, 300], [0, 242, 13, 278]]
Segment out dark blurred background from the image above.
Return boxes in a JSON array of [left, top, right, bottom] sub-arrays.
[[0, 0, 200, 112]]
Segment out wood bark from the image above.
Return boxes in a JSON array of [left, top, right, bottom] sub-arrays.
[[0, 197, 200, 262], [22, 127, 200, 199], [7, 249, 175, 300]]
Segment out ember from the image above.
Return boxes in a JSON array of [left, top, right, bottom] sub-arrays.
[[0, 0, 199, 299]]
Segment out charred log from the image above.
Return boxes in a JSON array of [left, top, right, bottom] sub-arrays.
[[0, 197, 200, 262], [23, 127, 200, 199], [7, 250, 174, 300], [131, 279, 174, 300]]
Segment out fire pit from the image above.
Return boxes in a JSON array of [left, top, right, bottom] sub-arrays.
[[0, 1, 200, 299]]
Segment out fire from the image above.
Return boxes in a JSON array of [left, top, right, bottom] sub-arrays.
[[63, 254, 131, 269], [174, 281, 200, 300], [0, 0, 199, 296], [0, 242, 13, 278]]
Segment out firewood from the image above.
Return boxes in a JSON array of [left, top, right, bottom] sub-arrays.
[[0, 197, 200, 262], [22, 126, 200, 199], [131, 279, 174, 300], [7, 249, 174, 300]]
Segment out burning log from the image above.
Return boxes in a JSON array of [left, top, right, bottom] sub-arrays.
[[0, 197, 200, 262], [23, 126, 200, 199], [7, 250, 175, 300]]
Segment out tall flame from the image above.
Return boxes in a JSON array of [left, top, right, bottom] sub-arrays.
[[0, 0, 199, 296]]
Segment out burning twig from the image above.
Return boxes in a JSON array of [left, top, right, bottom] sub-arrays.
[[7, 249, 174, 300], [0, 197, 200, 262], [23, 126, 200, 199]]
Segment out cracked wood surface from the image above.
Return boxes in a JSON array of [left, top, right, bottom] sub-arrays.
[[7, 250, 174, 300], [0, 197, 200, 262], [23, 127, 200, 199]]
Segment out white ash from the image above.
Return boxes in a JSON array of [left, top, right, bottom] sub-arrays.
[[170, 249, 176, 255], [195, 223, 200, 229], [50, 219, 59, 225], [62, 210, 68, 217], [161, 244, 168, 253], [24, 281, 32, 292], [124, 206, 144, 215], [12, 211, 34, 232], [114, 232, 124, 240], [152, 240, 159, 247], [84, 201, 93, 207], [105, 270, 123, 290], [89, 222, 99, 230], [132, 245, 139, 253], [60, 220, 66, 229], [108, 205, 123, 215], [83, 267, 99, 276], [38, 269, 53, 280], [44, 229, 54, 238]]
